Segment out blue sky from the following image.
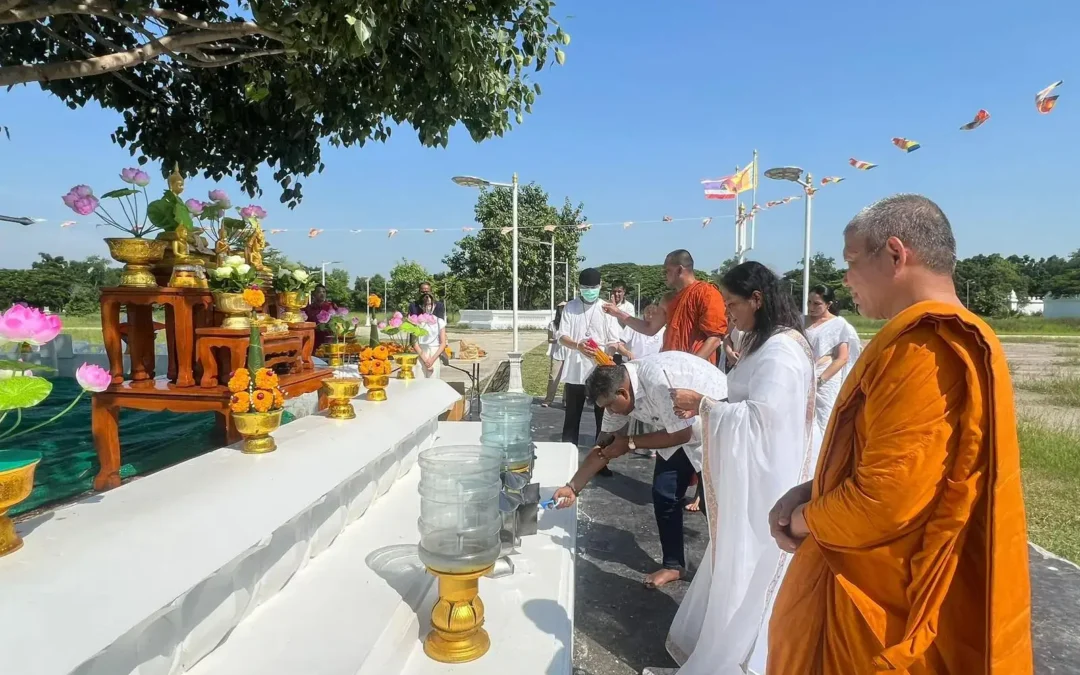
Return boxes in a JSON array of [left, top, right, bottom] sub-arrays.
[[1, 0, 1076, 281]]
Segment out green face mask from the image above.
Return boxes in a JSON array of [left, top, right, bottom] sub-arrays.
[[580, 287, 601, 302]]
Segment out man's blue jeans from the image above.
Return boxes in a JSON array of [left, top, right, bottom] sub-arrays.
[[652, 447, 699, 570]]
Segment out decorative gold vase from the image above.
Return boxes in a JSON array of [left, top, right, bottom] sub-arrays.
[[233, 409, 283, 454], [278, 291, 310, 324], [327, 342, 347, 368], [323, 377, 362, 420], [394, 353, 419, 380], [362, 374, 390, 402], [424, 565, 494, 663], [213, 291, 253, 330], [0, 451, 42, 558], [106, 237, 168, 288]]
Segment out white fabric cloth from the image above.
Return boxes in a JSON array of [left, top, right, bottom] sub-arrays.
[[599, 351, 727, 471], [805, 316, 862, 443], [547, 319, 570, 360], [418, 344, 442, 379], [416, 316, 446, 347], [621, 324, 664, 361], [665, 330, 816, 675], [556, 297, 619, 386]]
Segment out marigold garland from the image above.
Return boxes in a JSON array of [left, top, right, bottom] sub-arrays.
[[254, 368, 279, 389], [272, 389, 285, 408], [367, 294, 382, 310], [228, 368, 251, 393], [252, 389, 274, 413], [373, 345, 389, 361], [242, 287, 266, 308], [360, 347, 374, 361], [230, 391, 251, 413]]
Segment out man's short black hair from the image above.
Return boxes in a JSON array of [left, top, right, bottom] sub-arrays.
[[665, 249, 694, 270], [585, 364, 628, 403], [579, 267, 601, 286], [610, 280, 626, 290]]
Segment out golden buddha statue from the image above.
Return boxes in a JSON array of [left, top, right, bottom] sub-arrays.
[[168, 162, 184, 195], [245, 221, 268, 272]]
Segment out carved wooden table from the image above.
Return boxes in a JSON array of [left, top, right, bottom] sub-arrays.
[[196, 327, 305, 387], [90, 369, 332, 491], [100, 287, 214, 388], [287, 322, 316, 371]]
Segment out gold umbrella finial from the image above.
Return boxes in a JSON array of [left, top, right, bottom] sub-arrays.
[[168, 163, 184, 195]]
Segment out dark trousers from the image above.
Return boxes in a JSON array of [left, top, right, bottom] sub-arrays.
[[653, 448, 699, 570], [562, 383, 604, 446]]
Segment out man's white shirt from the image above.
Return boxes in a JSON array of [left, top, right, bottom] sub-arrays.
[[557, 297, 620, 386], [600, 351, 727, 471]]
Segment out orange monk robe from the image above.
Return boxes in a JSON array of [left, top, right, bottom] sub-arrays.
[[768, 301, 1032, 675], [663, 280, 727, 364]]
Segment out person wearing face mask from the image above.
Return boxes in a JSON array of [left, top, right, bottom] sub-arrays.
[[556, 269, 619, 468]]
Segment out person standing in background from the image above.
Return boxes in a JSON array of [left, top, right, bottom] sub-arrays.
[[804, 284, 862, 451], [557, 269, 619, 479], [412, 293, 447, 379], [615, 301, 666, 458], [408, 281, 445, 320], [607, 281, 636, 365], [542, 301, 569, 407]]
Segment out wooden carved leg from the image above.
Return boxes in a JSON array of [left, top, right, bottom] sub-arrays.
[[92, 396, 122, 491], [228, 346, 246, 378], [200, 341, 219, 387], [128, 305, 152, 386], [301, 333, 314, 371], [164, 304, 178, 383], [102, 299, 124, 384], [174, 301, 196, 387]]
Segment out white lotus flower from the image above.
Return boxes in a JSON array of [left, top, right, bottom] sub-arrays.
[[236, 263, 252, 275], [224, 255, 244, 266], [213, 265, 234, 278], [293, 269, 310, 282]]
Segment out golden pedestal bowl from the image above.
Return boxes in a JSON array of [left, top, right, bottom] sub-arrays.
[[327, 342, 347, 368], [278, 291, 310, 324], [106, 237, 168, 288], [0, 451, 42, 558], [423, 564, 495, 663], [362, 374, 390, 402], [394, 353, 419, 380], [233, 410, 283, 454], [323, 378, 362, 420], [213, 292, 254, 330]]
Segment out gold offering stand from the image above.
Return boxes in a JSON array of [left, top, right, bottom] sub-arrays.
[[153, 164, 213, 289], [424, 564, 495, 663]]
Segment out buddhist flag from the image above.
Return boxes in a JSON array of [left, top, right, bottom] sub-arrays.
[[577, 222, 592, 231], [820, 176, 845, 185], [424, 228, 435, 233], [60, 220, 76, 228], [387, 229, 398, 239], [701, 217, 712, 228], [500, 227, 512, 235], [849, 157, 878, 170], [543, 224, 557, 232], [662, 215, 674, 222], [307, 228, 322, 238], [1036, 80, 1062, 114], [622, 221, 633, 229], [960, 109, 990, 130], [780, 196, 800, 204], [349, 229, 362, 233], [892, 137, 921, 153], [731, 162, 756, 193], [765, 199, 783, 208], [702, 177, 737, 200], [270, 229, 288, 234], [462, 226, 474, 232]]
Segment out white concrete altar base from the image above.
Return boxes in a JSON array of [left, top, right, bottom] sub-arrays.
[[187, 422, 578, 675], [0, 378, 460, 675]]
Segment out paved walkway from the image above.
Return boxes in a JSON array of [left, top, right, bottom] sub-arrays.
[[528, 400, 1080, 675], [439, 329, 547, 390]]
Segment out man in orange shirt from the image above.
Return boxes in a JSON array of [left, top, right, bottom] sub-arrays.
[[767, 194, 1032, 674], [604, 249, 727, 587]]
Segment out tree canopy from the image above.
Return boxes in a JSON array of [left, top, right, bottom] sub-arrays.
[[442, 182, 584, 310], [1, 0, 569, 206]]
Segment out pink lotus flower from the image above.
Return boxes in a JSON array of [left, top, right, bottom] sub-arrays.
[[0, 304, 63, 346], [316, 309, 332, 324], [378, 321, 387, 330], [351, 318, 360, 326], [120, 168, 151, 186], [393, 311, 403, 320], [62, 185, 95, 210], [336, 306, 349, 316], [73, 196, 99, 216], [209, 189, 231, 207], [240, 205, 268, 220], [417, 313, 437, 325], [185, 199, 206, 216], [389, 316, 403, 328], [76, 363, 111, 392], [407, 314, 420, 324], [72, 185, 93, 198]]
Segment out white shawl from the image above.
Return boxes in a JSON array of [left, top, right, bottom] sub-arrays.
[[665, 330, 816, 675]]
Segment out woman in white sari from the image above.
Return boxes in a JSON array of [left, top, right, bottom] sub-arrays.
[[651, 262, 816, 675], [804, 285, 862, 446]]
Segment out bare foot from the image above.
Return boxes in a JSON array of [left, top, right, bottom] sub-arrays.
[[684, 496, 701, 512], [644, 568, 684, 589]]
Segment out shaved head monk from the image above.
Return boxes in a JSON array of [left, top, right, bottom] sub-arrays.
[[767, 194, 1032, 674]]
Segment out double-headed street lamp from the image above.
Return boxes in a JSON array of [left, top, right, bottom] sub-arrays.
[[764, 166, 814, 317], [0, 215, 35, 226], [453, 174, 523, 393], [319, 260, 341, 285]]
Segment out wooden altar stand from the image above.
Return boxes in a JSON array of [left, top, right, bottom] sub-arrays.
[[92, 288, 331, 491]]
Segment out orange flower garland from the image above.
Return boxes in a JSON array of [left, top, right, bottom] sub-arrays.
[[252, 389, 274, 413], [367, 293, 382, 310], [242, 287, 266, 308], [254, 367, 279, 389], [228, 368, 251, 393], [373, 345, 389, 361], [272, 389, 285, 408], [230, 391, 251, 413]]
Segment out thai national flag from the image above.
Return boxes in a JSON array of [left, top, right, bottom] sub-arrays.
[[701, 177, 737, 200]]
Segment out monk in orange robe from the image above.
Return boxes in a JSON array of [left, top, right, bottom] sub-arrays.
[[768, 194, 1032, 674]]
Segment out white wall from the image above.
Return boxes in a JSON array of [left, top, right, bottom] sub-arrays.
[[458, 309, 555, 330], [1044, 297, 1080, 319]]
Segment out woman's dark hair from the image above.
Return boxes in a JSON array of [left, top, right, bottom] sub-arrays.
[[809, 284, 838, 314], [313, 283, 327, 292], [720, 261, 803, 356], [553, 305, 564, 330]]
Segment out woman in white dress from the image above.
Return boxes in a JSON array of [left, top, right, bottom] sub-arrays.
[[413, 293, 447, 379], [803, 284, 862, 445], [652, 261, 816, 675]]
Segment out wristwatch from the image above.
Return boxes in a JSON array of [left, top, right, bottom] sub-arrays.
[[627, 436, 637, 452]]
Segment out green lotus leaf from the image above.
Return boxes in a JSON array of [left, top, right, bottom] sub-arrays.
[[0, 376, 53, 411]]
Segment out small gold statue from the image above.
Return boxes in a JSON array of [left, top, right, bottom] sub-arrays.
[[245, 220, 268, 272], [168, 162, 184, 196]]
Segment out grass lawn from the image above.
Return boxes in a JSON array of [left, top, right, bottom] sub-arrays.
[[522, 342, 557, 399], [843, 312, 1080, 337], [1019, 419, 1080, 562], [1016, 376, 1080, 408]]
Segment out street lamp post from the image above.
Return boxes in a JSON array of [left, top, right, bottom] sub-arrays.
[[365, 277, 371, 326], [486, 288, 492, 310], [522, 234, 556, 319], [453, 174, 523, 392], [0, 215, 36, 226], [319, 260, 341, 286], [764, 166, 815, 318]]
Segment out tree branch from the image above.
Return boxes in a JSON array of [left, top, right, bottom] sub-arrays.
[[175, 48, 285, 67], [0, 0, 25, 14], [0, 25, 264, 85], [34, 19, 153, 96]]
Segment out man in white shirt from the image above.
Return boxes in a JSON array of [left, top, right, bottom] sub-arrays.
[[556, 268, 619, 454], [607, 281, 636, 364], [552, 351, 728, 587]]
